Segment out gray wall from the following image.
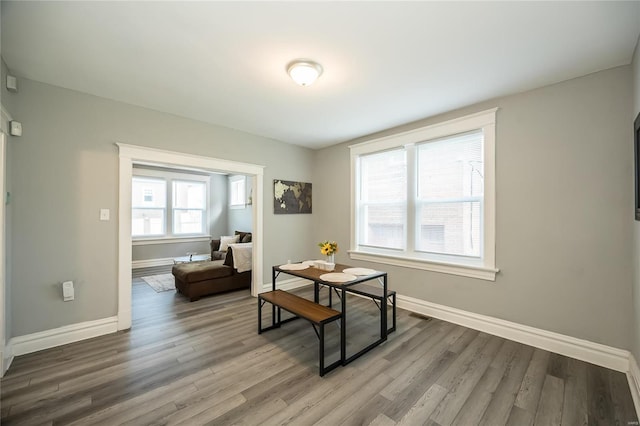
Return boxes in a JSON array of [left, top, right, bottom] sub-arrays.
[[632, 37, 640, 362], [210, 173, 228, 239], [132, 241, 211, 262], [1, 57, 14, 344], [7, 76, 315, 337], [314, 65, 634, 350]]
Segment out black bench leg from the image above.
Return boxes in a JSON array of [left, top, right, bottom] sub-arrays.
[[319, 323, 325, 376], [272, 304, 276, 328]]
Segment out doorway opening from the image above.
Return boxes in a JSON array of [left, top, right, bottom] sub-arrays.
[[117, 143, 264, 331]]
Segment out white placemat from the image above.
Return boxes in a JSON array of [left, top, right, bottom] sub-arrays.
[[342, 267, 378, 276], [279, 263, 309, 271], [302, 260, 318, 266], [319, 272, 357, 283]]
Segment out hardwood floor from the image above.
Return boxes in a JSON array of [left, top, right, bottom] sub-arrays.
[[1, 279, 637, 425]]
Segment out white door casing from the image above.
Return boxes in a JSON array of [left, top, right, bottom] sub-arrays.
[[117, 143, 265, 330]]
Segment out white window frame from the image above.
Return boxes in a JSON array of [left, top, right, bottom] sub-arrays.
[[172, 179, 208, 236], [229, 175, 247, 209], [132, 168, 210, 243], [349, 108, 499, 281], [132, 176, 167, 237]]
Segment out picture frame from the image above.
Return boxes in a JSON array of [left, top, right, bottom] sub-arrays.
[[273, 179, 312, 214], [635, 111, 640, 220]]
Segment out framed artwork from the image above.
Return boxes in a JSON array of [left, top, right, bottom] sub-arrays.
[[274, 179, 312, 214], [635, 111, 640, 220]]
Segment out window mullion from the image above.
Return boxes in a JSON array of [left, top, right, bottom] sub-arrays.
[[406, 144, 416, 253], [168, 179, 174, 237]]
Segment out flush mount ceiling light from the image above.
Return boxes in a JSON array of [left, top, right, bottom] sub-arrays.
[[287, 59, 323, 87]]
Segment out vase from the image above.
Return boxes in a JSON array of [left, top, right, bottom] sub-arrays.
[[327, 253, 335, 264]]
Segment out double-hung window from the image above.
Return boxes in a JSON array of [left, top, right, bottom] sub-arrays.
[[132, 177, 166, 237], [229, 175, 246, 208], [350, 109, 498, 280], [358, 149, 407, 250], [172, 180, 206, 235], [132, 168, 209, 240]]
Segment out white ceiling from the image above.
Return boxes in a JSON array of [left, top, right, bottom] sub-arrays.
[[1, 1, 639, 149]]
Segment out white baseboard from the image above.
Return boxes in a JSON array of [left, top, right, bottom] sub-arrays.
[[132, 257, 175, 269], [258, 282, 629, 372], [2, 340, 13, 376], [8, 316, 119, 358], [133, 257, 180, 269], [132, 253, 210, 269], [262, 277, 312, 292], [397, 294, 630, 373], [628, 354, 640, 418]]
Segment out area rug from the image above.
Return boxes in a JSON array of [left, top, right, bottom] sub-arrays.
[[141, 273, 175, 292]]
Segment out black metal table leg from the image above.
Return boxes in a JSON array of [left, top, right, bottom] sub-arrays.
[[392, 291, 396, 333], [271, 267, 276, 327], [381, 274, 388, 341], [319, 323, 325, 376], [341, 288, 346, 365]]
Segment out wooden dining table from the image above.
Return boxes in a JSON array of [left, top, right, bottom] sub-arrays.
[[272, 262, 391, 366]]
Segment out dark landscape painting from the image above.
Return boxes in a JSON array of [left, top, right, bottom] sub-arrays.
[[274, 180, 312, 214]]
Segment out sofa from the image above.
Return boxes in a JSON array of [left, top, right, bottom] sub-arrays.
[[211, 231, 252, 260], [172, 231, 252, 301]]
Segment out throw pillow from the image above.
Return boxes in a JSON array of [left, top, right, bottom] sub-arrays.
[[219, 235, 240, 252]]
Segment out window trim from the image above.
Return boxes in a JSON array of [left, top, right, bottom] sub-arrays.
[[132, 168, 210, 240], [349, 108, 498, 281]]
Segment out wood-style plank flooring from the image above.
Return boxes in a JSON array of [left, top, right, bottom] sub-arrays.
[[1, 279, 637, 425]]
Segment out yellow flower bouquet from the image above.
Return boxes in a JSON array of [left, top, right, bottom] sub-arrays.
[[318, 240, 338, 256]]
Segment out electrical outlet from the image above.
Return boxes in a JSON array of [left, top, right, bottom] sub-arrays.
[[100, 209, 110, 221]]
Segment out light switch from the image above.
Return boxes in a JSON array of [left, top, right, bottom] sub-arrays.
[[100, 209, 110, 221], [63, 281, 74, 301]]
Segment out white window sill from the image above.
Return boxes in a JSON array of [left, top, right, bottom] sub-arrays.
[[132, 235, 211, 246], [348, 250, 498, 281]]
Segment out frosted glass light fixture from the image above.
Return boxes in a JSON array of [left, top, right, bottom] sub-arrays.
[[287, 59, 323, 86]]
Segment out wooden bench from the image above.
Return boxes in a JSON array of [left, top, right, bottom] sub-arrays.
[[258, 290, 342, 376]]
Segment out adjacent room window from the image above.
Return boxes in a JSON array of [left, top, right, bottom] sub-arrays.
[[229, 175, 246, 208], [172, 180, 206, 235], [132, 177, 166, 237], [350, 108, 497, 280], [132, 168, 210, 239]]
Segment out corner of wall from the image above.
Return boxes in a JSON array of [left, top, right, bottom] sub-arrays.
[[631, 30, 640, 368], [628, 353, 640, 418]]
